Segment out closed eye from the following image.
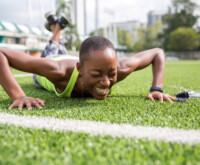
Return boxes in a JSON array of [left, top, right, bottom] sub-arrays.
[[109, 71, 117, 78], [109, 74, 116, 78], [91, 74, 101, 78]]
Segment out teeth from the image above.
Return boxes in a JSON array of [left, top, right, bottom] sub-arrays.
[[95, 87, 107, 93]]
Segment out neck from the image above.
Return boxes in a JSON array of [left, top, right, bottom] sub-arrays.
[[74, 75, 89, 96]]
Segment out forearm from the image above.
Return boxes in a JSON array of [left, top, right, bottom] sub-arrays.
[[117, 48, 165, 82], [151, 49, 165, 88], [0, 53, 26, 101], [130, 48, 165, 87]]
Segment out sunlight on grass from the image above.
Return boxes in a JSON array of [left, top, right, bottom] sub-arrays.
[[0, 61, 200, 164]]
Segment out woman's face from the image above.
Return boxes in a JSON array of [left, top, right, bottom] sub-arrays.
[[78, 48, 117, 100]]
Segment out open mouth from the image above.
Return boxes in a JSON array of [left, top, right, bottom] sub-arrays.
[[95, 87, 109, 95]]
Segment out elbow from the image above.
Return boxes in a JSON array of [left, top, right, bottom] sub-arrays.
[[154, 48, 165, 63], [0, 48, 4, 58], [155, 48, 165, 57], [0, 51, 9, 66], [0, 50, 6, 60], [0, 48, 6, 55], [0, 48, 8, 61]]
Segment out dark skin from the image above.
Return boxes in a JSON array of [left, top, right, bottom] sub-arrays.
[[0, 21, 175, 110], [0, 45, 176, 110]]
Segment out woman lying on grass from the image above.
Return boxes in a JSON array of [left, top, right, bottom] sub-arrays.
[[0, 13, 176, 110]]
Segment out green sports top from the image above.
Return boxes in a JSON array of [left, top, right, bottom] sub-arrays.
[[37, 67, 79, 98], [37, 54, 79, 97], [36, 56, 114, 98]]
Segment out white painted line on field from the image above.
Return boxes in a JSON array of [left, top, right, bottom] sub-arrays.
[[14, 74, 33, 77], [0, 113, 200, 145]]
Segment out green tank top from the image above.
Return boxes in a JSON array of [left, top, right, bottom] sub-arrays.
[[37, 67, 79, 98], [36, 56, 114, 97]]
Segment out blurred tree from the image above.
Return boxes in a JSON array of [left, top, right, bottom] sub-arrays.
[[169, 27, 199, 51], [133, 22, 163, 52], [117, 28, 133, 51], [132, 27, 146, 52], [89, 28, 104, 36], [56, 0, 81, 50], [196, 27, 200, 50], [162, 0, 199, 50], [90, 27, 133, 51], [90, 23, 162, 52], [56, 0, 71, 17]]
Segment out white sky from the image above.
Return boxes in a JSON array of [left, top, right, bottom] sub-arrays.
[[85, 0, 200, 33], [0, 0, 55, 27], [0, 0, 199, 34]]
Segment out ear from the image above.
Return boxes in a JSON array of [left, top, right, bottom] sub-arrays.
[[76, 62, 83, 75]]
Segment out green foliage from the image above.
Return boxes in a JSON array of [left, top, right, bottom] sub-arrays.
[[89, 28, 104, 36], [56, 0, 71, 18], [90, 27, 132, 51], [89, 24, 163, 52], [56, 0, 81, 51], [132, 27, 146, 51], [163, 0, 198, 32], [133, 22, 163, 51], [117, 28, 133, 51], [169, 27, 200, 51], [64, 24, 81, 50], [162, 0, 199, 50]]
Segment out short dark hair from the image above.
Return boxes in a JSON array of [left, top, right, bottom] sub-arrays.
[[79, 36, 115, 64]]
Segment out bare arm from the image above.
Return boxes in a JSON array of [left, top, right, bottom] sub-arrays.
[[0, 48, 63, 80], [117, 48, 176, 102], [0, 52, 45, 110]]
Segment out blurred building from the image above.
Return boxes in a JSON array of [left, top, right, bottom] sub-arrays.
[[0, 0, 55, 56], [115, 20, 144, 33], [147, 10, 162, 27], [71, 0, 86, 39], [0, 21, 50, 57], [114, 20, 145, 44]]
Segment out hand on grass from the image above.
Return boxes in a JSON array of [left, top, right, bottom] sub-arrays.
[[147, 91, 176, 103], [9, 96, 45, 110]]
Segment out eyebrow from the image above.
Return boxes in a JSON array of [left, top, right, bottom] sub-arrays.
[[90, 68, 117, 72]]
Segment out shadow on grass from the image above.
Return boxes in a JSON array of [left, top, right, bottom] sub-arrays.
[[109, 94, 146, 100], [19, 84, 103, 109], [1, 83, 147, 112]]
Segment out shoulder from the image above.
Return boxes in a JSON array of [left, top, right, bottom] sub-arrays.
[[52, 59, 78, 81], [116, 57, 139, 82], [52, 59, 79, 93]]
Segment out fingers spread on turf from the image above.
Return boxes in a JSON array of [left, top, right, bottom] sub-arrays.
[[168, 95, 176, 101], [32, 100, 42, 109], [163, 94, 173, 103], [158, 94, 163, 103], [8, 103, 16, 110], [35, 98, 45, 106], [25, 101, 32, 111], [18, 102, 24, 111], [147, 94, 154, 101], [147, 92, 176, 103], [8, 97, 45, 111]]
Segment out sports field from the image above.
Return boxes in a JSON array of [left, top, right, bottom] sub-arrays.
[[0, 61, 200, 165]]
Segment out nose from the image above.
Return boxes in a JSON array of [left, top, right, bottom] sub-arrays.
[[100, 76, 110, 87]]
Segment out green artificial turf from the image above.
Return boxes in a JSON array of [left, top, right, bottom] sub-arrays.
[[1, 61, 199, 129], [0, 124, 200, 165], [11, 67, 29, 75], [0, 61, 200, 164]]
